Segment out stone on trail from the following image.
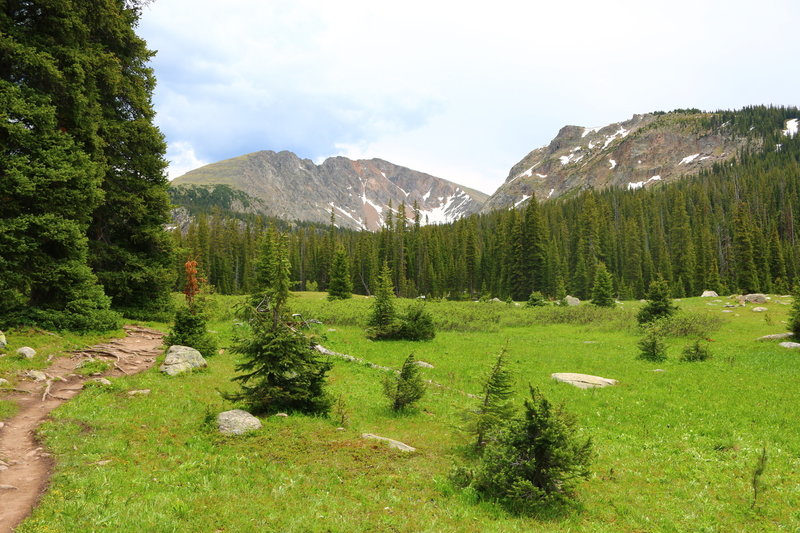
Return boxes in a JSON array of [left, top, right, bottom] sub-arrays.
[[700, 290, 719, 297], [27, 370, 47, 382], [752, 307, 768, 312], [565, 295, 580, 306], [159, 345, 207, 376], [16, 346, 36, 359], [757, 333, 794, 341], [217, 409, 262, 435], [551, 372, 617, 389], [361, 433, 416, 452], [778, 342, 800, 349], [744, 293, 768, 304], [0, 484, 19, 491]]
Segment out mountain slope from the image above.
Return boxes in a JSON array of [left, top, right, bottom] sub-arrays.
[[172, 151, 488, 230], [482, 109, 798, 212]]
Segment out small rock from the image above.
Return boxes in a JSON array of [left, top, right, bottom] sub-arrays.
[[722, 310, 733, 313], [752, 307, 768, 313], [16, 346, 36, 359], [552, 372, 617, 389], [92, 377, 112, 386], [0, 484, 19, 490], [95, 460, 112, 466], [217, 409, 262, 435], [651, 369, 665, 372], [414, 361, 434, 369], [778, 342, 800, 349], [0, 330, 6, 349], [565, 295, 580, 306], [275, 412, 289, 418], [361, 433, 416, 452], [0, 422, 4, 428], [0, 465, 7, 472], [0, 378, 9, 387], [744, 293, 768, 304], [700, 290, 719, 297], [336, 427, 345, 431], [27, 370, 47, 382], [757, 333, 794, 341], [159, 345, 208, 376], [127, 389, 151, 396], [490, 298, 502, 303]]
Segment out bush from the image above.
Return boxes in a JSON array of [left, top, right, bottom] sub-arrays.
[[383, 353, 425, 411], [648, 312, 723, 338], [164, 306, 218, 358], [789, 284, 800, 338], [680, 340, 711, 362], [637, 277, 677, 325], [525, 291, 546, 308], [637, 328, 667, 362], [472, 386, 592, 513], [397, 302, 436, 341]]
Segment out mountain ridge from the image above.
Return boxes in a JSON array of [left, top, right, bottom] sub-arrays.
[[172, 150, 488, 230]]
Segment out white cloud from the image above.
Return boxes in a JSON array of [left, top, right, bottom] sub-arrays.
[[165, 141, 208, 181], [138, 0, 800, 193]]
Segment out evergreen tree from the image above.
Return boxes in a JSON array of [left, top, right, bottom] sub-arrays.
[[164, 260, 217, 358], [636, 277, 677, 325], [0, 42, 118, 331], [590, 262, 615, 307], [637, 328, 667, 362], [471, 345, 516, 450], [327, 245, 353, 300], [366, 262, 400, 339], [732, 203, 759, 294], [789, 284, 800, 339], [383, 353, 426, 411], [472, 386, 592, 513], [229, 232, 332, 415]]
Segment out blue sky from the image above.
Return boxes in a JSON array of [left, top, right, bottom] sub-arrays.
[[138, 0, 800, 193]]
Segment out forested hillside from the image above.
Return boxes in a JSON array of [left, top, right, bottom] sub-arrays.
[[171, 106, 800, 300]]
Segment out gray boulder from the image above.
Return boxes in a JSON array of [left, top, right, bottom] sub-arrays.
[[27, 370, 47, 382], [744, 293, 768, 304], [0, 378, 9, 387], [414, 360, 434, 369], [779, 342, 800, 349], [16, 346, 36, 359], [552, 372, 617, 389], [217, 409, 262, 435], [361, 433, 416, 452], [752, 307, 768, 313], [757, 333, 794, 341], [565, 296, 580, 306], [159, 345, 207, 376], [700, 290, 719, 297], [0, 330, 6, 349]]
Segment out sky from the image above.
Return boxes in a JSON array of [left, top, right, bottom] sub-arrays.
[[137, 0, 800, 194]]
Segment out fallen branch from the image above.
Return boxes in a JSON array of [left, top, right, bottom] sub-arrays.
[[41, 381, 53, 402]]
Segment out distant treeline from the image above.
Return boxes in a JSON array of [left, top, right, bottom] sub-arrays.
[[170, 106, 800, 300]]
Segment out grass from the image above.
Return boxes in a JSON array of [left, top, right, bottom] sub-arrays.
[[7, 293, 800, 531]]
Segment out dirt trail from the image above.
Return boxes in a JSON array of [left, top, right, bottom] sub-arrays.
[[0, 325, 163, 533]]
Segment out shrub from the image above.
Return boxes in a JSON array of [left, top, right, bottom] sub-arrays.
[[525, 291, 546, 308], [680, 340, 711, 362], [397, 302, 436, 341], [383, 353, 425, 411], [637, 277, 677, 325], [637, 327, 667, 362], [648, 312, 723, 338], [468, 344, 516, 451], [789, 284, 800, 338], [164, 306, 218, 358], [472, 386, 592, 513]]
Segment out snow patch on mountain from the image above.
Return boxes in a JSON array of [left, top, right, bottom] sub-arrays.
[[679, 153, 700, 165], [627, 175, 662, 190], [609, 159, 616, 169], [783, 118, 798, 138], [514, 195, 531, 208]]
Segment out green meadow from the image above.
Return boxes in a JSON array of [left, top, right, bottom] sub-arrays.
[[5, 293, 800, 532]]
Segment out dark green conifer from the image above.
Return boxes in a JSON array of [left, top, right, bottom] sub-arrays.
[[636, 277, 677, 325], [327, 245, 353, 300], [590, 262, 615, 307], [383, 353, 426, 411]]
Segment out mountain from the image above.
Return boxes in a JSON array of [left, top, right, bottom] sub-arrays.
[[481, 109, 798, 212], [171, 151, 488, 230]]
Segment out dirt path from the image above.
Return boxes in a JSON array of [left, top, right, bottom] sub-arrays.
[[0, 325, 163, 533]]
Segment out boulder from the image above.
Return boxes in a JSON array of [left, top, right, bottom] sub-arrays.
[[757, 333, 794, 341], [744, 294, 768, 304], [778, 342, 800, 349], [159, 345, 207, 376], [361, 433, 416, 452], [217, 409, 262, 435], [752, 307, 768, 313], [0, 330, 6, 349], [565, 296, 580, 306], [16, 346, 36, 359], [490, 297, 502, 303], [414, 360, 434, 369], [0, 378, 9, 386], [92, 377, 112, 386], [551, 372, 617, 389], [700, 290, 719, 297], [127, 389, 151, 396]]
